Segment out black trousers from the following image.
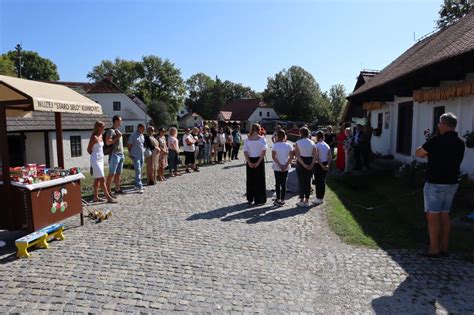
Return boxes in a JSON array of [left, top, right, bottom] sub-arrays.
[[353, 145, 362, 169], [296, 157, 313, 199], [314, 162, 328, 199], [217, 150, 224, 162], [225, 144, 232, 159], [246, 157, 267, 204], [274, 171, 288, 200], [232, 143, 241, 159], [361, 145, 371, 169]]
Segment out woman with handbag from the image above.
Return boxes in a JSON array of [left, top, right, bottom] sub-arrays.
[[144, 126, 159, 185]]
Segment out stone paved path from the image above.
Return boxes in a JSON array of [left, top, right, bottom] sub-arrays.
[[1, 139, 474, 313]]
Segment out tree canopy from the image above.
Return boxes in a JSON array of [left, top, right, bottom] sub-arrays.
[[88, 55, 186, 126], [0, 55, 16, 77], [263, 66, 329, 124], [184, 74, 257, 119], [328, 84, 347, 124], [437, 0, 473, 28], [2, 50, 59, 80]]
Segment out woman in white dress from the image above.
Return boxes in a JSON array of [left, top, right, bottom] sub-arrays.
[[87, 121, 117, 203]]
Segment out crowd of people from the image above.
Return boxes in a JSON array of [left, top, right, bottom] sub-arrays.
[[335, 123, 373, 173], [87, 116, 243, 202]]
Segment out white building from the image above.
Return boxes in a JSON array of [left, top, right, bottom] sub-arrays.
[[7, 111, 110, 170], [218, 99, 279, 132], [53, 78, 151, 134], [347, 11, 474, 174], [178, 112, 204, 129]]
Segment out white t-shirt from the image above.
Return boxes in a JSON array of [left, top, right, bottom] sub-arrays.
[[295, 138, 315, 157], [243, 136, 267, 158], [272, 142, 293, 171], [315, 141, 330, 163], [182, 134, 195, 152]]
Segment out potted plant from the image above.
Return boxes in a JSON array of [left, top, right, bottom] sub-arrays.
[[463, 130, 474, 148]]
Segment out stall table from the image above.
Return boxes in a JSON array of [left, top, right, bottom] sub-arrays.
[[0, 75, 102, 232]]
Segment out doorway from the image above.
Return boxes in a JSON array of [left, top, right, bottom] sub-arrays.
[[8, 134, 26, 167], [396, 102, 413, 155]]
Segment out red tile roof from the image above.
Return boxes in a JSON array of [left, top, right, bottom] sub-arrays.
[[220, 99, 268, 121], [86, 78, 122, 93], [350, 11, 474, 99], [218, 111, 232, 120]]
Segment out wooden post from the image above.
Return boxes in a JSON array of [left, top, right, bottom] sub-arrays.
[[0, 106, 13, 228], [55, 112, 64, 168]]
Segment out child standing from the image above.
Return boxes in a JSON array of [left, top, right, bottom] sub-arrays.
[[272, 130, 294, 206], [313, 131, 332, 204]]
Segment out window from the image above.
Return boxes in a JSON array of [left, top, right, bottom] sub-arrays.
[[267, 112, 270, 117], [70, 136, 82, 157], [125, 126, 134, 133], [375, 113, 383, 136], [113, 101, 121, 111], [259, 111, 262, 117], [432, 106, 445, 136], [194, 117, 197, 120]]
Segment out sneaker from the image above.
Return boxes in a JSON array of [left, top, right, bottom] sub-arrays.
[[304, 201, 311, 207], [278, 200, 286, 205], [137, 189, 144, 194], [273, 200, 280, 206], [297, 201, 306, 207], [313, 198, 323, 205]]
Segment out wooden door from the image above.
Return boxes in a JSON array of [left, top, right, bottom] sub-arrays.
[[396, 102, 413, 155]]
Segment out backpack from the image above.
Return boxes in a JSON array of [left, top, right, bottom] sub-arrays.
[[102, 128, 114, 155]]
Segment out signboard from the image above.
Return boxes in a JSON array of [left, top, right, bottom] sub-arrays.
[[35, 98, 102, 115]]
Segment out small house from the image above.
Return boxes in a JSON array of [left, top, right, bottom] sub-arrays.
[[347, 11, 474, 174], [218, 99, 279, 132], [178, 112, 204, 129]]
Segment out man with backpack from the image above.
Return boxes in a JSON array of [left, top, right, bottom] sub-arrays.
[[105, 115, 124, 196]]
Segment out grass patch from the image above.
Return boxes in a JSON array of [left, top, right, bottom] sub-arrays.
[[326, 170, 474, 254]]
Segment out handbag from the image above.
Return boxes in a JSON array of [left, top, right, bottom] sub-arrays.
[[144, 148, 152, 158]]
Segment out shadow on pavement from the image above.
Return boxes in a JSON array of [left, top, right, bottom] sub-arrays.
[[186, 202, 250, 221], [371, 251, 474, 313], [246, 206, 310, 224]]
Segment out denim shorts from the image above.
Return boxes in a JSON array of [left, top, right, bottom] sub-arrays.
[[423, 182, 459, 213], [109, 153, 124, 175]]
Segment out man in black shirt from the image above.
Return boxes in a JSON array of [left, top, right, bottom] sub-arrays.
[[415, 112, 465, 258]]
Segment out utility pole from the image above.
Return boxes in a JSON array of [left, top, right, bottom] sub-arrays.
[[15, 43, 22, 78]]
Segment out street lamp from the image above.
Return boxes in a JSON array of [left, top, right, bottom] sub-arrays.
[[15, 44, 22, 78]]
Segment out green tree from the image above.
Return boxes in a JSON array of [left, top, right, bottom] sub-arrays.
[[222, 80, 257, 101], [148, 100, 175, 127], [263, 66, 325, 123], [0, 55, 16, 76], [3, 50, 59, 80], [437, 0, 473, 28], [185, 73, 215, 116], [328, 84, 347, 124], [136, 55, 186, 115], [87, 58, 141, 93]]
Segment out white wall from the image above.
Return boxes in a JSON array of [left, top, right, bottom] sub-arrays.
[[87, 93, 150, 133], [179, 115, 203, 128], [24, 132, 46, 165], [248, 107, 279, 124], [369, 103, 392, 155], [383, 95, 473, 174], [49, 130, 95, 170], [413, 95, 474, 174]]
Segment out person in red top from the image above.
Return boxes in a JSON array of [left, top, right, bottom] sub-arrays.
[[336, 124, 347, 171]]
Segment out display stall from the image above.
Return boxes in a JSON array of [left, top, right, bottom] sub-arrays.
[[0, 75, 103, 232]]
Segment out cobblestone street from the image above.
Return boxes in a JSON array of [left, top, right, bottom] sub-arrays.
[[1, 144, 474, 313]]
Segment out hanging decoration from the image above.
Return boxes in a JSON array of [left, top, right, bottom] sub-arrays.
[[413, 80, 474, 103], [363, 101, 385, 111]]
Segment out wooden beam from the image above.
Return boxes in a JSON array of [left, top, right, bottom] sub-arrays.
[[55, 112, 64, 168], [0, 106, 13, 229]]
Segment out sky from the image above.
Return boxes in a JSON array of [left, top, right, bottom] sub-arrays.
[[0, 0, 442, 94]]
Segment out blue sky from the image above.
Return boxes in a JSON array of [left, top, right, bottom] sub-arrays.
[[1, 0, 441, 93]]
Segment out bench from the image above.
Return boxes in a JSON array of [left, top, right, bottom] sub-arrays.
[[15, 224, 65, 258]]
